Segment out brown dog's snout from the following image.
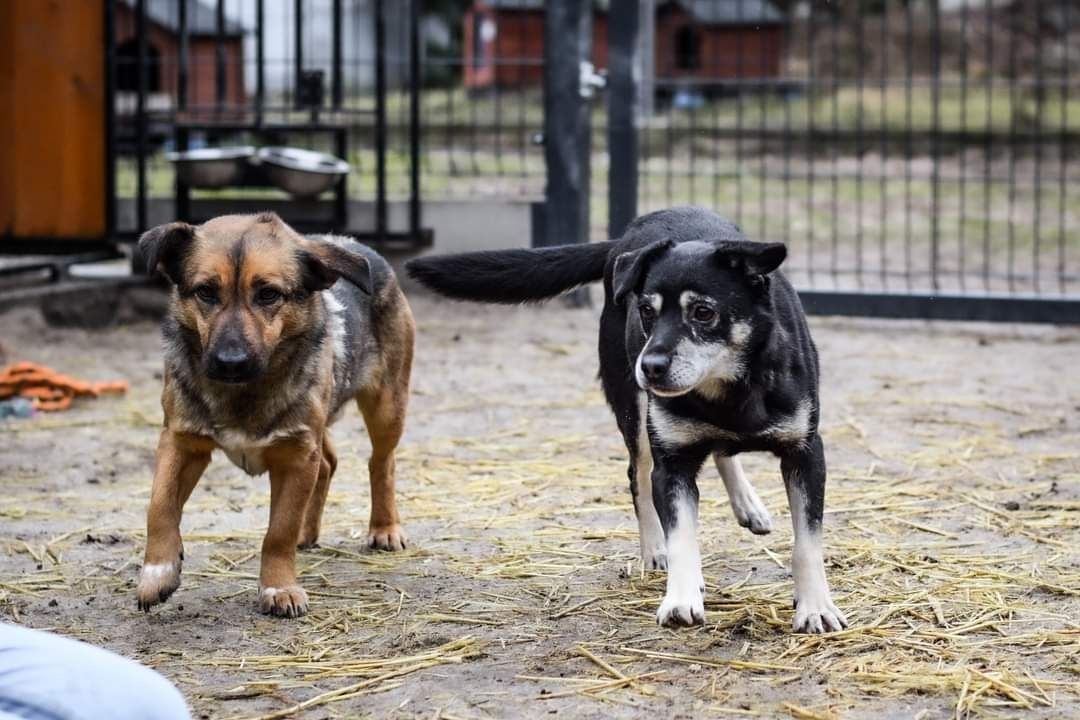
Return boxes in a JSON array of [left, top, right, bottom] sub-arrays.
[[206, 325, 260, 384]]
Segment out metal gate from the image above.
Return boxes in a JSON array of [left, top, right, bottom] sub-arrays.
[[105, 0, 430, 250], [594, 0, 1080, 323]]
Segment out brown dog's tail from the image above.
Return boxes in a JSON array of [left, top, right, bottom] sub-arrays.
[[404, 241, 615, 305]]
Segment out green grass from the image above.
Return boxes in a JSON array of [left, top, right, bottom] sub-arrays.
[[390, 84, 1080, 134]]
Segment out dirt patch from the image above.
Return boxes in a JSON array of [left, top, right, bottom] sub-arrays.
[[1, 291, 1078, 719]]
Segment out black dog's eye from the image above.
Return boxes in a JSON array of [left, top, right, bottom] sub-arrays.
[[194, 285, 218, 304], [256, 287, 283, 306], [691, 305, 716, 323], [639, 303, 656, 329]]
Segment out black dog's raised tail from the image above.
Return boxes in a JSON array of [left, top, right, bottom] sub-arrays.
[[405, 241, 615, 304]]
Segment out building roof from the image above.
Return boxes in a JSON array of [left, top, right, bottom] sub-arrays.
[[481, 0, 785, 25], [119, 0, 245, 37], [663, 0, 785, 26]]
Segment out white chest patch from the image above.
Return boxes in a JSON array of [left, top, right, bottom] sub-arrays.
[[323, 289, 347, 364], [649, 403, 740, 447], [648, 398, 813, 449], [222, 446, 268, 476], [212, 427, 308, 477]]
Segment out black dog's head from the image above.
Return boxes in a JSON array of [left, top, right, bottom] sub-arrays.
[[613, 237, 786, 398]]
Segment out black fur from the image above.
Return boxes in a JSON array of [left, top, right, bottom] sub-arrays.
[[407, 205, 828, 551], [300, 241, 373, 295], [137, 222, 195, 285], [405, 241, 614, 304]]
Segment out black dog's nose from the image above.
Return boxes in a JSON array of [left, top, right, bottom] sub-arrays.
[[208, 345, 256, 383], [640, 353, 671, 382]]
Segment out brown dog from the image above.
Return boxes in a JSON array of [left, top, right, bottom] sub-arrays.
[[134, 213, 414, 617]]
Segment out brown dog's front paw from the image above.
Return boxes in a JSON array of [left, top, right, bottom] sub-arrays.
[[367, 523, 407, 551], [135, 560, 182, 612], [258, 585, 309, 618]]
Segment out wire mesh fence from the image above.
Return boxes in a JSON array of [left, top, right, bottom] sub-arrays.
[[109, 0, 1080, 301], [419, 0, 1080, 298]]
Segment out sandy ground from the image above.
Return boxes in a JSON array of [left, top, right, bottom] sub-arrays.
[[1, 288, 1078, 719]]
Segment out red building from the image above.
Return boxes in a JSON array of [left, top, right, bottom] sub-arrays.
[[114, 0, 246, 111], [464, 0, 785, 90]]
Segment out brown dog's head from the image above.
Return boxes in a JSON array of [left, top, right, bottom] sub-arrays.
[[138, 213, 370, 384]]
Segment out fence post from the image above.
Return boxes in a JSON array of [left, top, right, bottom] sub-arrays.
[[608, 0, 640, 240], [542, 0, 592, 305]]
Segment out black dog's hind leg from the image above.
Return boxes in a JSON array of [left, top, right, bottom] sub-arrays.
[[780, 433, 847, 633], [651, 450, 708, 626], [714, 454, 773, 535]]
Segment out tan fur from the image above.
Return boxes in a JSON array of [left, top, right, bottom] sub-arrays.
[[136, 213, 414, 618]]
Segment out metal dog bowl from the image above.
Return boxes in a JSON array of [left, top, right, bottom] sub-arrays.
[[256, 147, 350, 198], [165, 146, 255, 188]]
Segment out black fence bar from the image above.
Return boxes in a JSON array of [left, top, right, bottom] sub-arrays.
[[929, 0, 942, 291], [215, 0, 226, 109], [332, 0, 343, 110], [408, 0, 421, 240], [103, 0, 115, 238], [135, 0, 147, 235], [294, 0, 303, 109], [255, 0, 264, 125], [543, 0, 592, 307], [374, 0, 388, 239], [177, 0, 188, 111], [607, 0, 639, 240]]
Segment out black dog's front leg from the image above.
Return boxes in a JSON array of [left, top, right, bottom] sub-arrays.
[[651, 450, 708, 627], [780, 433, 847, 633]]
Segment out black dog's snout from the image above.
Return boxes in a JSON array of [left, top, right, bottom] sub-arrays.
[[640, 352, 671, 382], [207, 341, 257, 383]]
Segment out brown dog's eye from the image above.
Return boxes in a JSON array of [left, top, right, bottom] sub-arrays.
[[691, 305, 716, 323], [256, 287, 283, 306], [194, 285, 218, 304]]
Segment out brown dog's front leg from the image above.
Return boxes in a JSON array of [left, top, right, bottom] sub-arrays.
[[259, 439, 321, 618], [136, 430, 212, 611]]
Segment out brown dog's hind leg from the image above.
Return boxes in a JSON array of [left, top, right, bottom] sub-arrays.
[[358, 297, 412, 552], [298, 433, 337, 549], [357, 382, 409, 551], [136, 431, 212, 611], [259, 438, 321, 618]]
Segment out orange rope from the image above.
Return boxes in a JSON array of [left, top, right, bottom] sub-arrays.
[[0, 362, 128, 412]]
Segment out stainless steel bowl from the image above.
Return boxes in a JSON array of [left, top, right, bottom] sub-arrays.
[[256, 147, 350, 198], [165, 146, 255, 188]]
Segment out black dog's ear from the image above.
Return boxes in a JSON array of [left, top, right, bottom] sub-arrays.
[[300, 240, 372, 295], [137, 222, 195, 284], [715, 241, 787, 276], [612, 240, 671, 305]]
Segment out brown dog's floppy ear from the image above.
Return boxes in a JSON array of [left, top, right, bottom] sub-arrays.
[[612, 239, 671, 305], [300, 241, 372, 295], [137, 222, 195, 285]]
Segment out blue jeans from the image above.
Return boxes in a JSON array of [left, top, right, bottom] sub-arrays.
[[0, 624, 189, 720]]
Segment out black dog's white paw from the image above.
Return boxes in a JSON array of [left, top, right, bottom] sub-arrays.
[[792, 595, 847, 634], [656, 585, 705, 627], [731, 491, 773, 535]]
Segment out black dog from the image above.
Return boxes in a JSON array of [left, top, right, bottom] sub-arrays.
[[407, 207, 846, 633]]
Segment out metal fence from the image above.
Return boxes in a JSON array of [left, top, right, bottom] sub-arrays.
[[417, 0, 1080, 320], [106, 0, 1080, 319], [107, 0, 426, 246]]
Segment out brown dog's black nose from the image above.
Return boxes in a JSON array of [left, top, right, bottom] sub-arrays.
[[640, 352, 671, 382], [207, 345, 257, 383]]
